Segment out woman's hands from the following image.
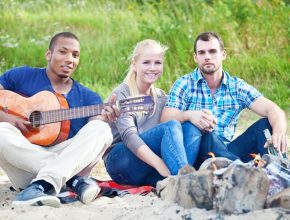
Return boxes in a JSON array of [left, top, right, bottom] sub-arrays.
[[135, 145, 170, 177], [153, 157, 170, 177]]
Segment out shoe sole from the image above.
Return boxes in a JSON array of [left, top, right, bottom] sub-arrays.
[[12, 196, 61, 208], [80, 185, 101, 204]]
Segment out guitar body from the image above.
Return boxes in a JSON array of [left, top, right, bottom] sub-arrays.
[[0, 90, 70, 146], [1, 90, 154, 147]]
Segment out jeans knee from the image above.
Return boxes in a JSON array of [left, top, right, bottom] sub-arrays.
[[254, 118, 272, 132], [164, 120, 182, 133], [258, 118, 271, 127], [182, 121, 202, 137], [165, 120, 181, 128], [106, 148, 130, 174]]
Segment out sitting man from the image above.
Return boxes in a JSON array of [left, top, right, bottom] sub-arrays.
[[0, 32, 119, 207], [161, 31, 287, 166]]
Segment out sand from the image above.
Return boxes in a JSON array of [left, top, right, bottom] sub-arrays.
[[1, 161, 289, 220], [1, 113, 289, 219]]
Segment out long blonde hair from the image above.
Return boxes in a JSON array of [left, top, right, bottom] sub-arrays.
[[123, 39, 168, 105]]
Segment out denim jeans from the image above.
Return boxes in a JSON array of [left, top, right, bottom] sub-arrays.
[[104, 120, 201, 186], [194, 118, 272, 168], [228, 118, 271, 162], [193, 131, 239, 169]]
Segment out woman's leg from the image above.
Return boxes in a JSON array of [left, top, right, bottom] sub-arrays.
[[141, 120, 188, 175], [181, 122, 202, 165], [105, 120, 188, 186], [105, 142, 163, 186]]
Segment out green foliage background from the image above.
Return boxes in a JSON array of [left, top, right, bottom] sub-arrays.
[[0, 0, 289, 110]]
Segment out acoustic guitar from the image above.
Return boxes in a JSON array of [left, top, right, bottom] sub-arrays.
[[0, 90, 154, 147]]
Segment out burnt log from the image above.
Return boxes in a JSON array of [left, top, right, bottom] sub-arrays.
[[266, 188, 290, 209], [215, 164, 269, 214], [157, 170, 213, 209]]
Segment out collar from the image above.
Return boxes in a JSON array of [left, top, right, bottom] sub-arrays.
[[192, 68, 229, 88]]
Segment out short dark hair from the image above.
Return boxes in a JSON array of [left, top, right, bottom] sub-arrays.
[[194, 32, 224, 53], [49, 32, 79, 51]]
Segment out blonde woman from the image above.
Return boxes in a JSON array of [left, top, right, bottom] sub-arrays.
[[103, 39, 201, 186]]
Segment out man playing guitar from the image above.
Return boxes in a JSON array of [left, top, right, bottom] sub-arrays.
[[0, 32, 119, 207]]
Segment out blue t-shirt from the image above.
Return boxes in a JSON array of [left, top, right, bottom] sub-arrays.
[[0, 65, 102, 139]]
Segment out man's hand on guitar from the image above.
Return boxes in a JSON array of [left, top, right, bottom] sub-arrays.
[[1, 90, 152, 146], [93, 94, 120, 123], [1, 112, 31, 132]]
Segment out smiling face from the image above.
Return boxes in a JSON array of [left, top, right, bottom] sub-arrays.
[[194, 37, 226, 75], [45, 36, 80, 80], [133, 46, 164, 88]]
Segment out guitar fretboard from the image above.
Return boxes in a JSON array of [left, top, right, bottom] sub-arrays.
[[28, 95, 153, 127], [34, 103, 111, 125]]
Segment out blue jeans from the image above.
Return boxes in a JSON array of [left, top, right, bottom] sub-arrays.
[[194, 118, 271, 168], [228, 118, 271, 162], [193, 131, 239, 169], [104, 120, 201, 186]]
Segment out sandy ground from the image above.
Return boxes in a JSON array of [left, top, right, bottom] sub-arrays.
[[1, 161, 290, 220], [0, 112, 289, 220]]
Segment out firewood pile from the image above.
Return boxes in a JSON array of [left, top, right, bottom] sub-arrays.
[[156, 154, 290, 215]]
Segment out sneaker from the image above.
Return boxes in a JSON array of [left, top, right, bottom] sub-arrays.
[[12, 184, 60, 208], [72, 176, 101, 204]]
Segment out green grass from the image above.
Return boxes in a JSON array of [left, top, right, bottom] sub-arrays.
[[0, 0, 289, 111]]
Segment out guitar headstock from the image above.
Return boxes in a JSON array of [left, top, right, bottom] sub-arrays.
[[117, 95, 154, 113]]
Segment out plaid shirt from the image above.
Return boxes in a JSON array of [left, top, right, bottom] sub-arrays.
[[166, 68, 262, 144]]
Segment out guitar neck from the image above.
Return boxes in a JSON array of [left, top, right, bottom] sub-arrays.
[[40, 103, 109, 124], [29, 95, 153, 127]]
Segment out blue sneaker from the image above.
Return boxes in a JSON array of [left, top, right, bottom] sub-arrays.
[[12, 184, 60, 208], [72, 176, 101, 204]]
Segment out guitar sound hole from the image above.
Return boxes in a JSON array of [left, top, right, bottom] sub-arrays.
[[29, 111, 42, 128]]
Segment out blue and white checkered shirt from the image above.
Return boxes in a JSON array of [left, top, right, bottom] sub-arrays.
[[166, 68, 262, 144]]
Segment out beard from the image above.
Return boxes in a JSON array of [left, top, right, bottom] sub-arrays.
[[58, 74, 70, 79], [199, 64, 220, 75]]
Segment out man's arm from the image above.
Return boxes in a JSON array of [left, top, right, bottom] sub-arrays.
[[0, 83, 31, 131], [161, 107, 217, 131], [250, 97, 288, 152], [160, 107, 188, 123]]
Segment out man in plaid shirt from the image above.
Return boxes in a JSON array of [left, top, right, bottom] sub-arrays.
[[161, 32, 287, 166]]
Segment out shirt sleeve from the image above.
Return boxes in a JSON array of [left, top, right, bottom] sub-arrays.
[[237, 79, 263, 108], [166, 76, 189, 111], [0, 67, 23, 90], [112, 84, 146, 154]]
